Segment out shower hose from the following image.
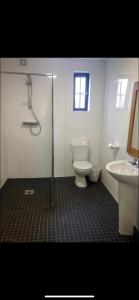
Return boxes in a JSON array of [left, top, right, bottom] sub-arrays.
[[29, 108, 41, 136], [27, 76, 41, 136]]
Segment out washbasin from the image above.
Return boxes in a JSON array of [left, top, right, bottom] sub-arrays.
[[106, 160, 139, 186], [106, 160, 139, 236]]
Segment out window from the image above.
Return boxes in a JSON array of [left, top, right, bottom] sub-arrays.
[[73, 72, 90, 111], [116, 78, 128, 109]]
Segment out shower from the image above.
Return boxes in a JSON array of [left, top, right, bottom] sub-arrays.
[[25, 74, 41, 136], [1, 70, 55, 207]]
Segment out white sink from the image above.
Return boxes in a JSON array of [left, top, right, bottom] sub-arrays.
[[106, 160, 139, 236], [106, 160, 139, 186]]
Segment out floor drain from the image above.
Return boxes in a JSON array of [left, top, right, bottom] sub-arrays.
[[24, 190, 34, 195]]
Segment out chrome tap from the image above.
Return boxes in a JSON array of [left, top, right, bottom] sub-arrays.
[[129, 158, 139, 167]]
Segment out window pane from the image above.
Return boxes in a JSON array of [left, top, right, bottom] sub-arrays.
[[80, 94, 85, 108], [117, 79, 128, 95], [120, 95, 125, 108], [75, 93, 80, 108], [120, 79, 128, 94], [116, 78, 128, 109], [117, 81, 122, 94], [116, 94, 125, 109], [116, 95, 120, 108], [75, 77, 80, 93], [81, 77, 86, 93]]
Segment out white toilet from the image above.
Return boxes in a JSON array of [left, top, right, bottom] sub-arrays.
[[71, 142, 92, 188]]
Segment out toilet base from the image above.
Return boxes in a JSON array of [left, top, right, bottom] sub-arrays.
[[75, 175, 87, 188]]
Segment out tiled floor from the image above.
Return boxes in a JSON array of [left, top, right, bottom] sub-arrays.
[[0, 177, 139, 242]]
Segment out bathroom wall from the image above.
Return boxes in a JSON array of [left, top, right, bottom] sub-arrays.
[[1, 58, 106, 179], [1, 59, 53, 179], [63, 58, 106, 176], [0, 60, 8, 187], [100, 57, 139, 228]]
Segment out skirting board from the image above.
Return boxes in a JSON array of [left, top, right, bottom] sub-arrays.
[[0, 178, 8, 189]]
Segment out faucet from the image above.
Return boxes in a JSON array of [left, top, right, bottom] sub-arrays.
[[129, 158, 139, 167]]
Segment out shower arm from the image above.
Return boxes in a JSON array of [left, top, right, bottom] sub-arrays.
[[1, 71, 56, 77]]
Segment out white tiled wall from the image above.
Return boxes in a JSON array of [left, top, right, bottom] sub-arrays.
[[100, 58, 139, 228], [1, 58, 106, 179]]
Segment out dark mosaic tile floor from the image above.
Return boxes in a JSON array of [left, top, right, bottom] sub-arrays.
[[0, 177, 139, 242]]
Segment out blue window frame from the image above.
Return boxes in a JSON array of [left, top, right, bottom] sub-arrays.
[[73, 72, 90, 111]]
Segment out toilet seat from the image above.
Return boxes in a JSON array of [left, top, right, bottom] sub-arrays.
[[73, 161, 92, 170]]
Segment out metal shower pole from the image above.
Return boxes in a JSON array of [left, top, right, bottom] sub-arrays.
[[51, 74, 54, 207]]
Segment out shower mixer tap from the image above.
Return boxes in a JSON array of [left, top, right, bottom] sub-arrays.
[[25, 74, 32, 86]]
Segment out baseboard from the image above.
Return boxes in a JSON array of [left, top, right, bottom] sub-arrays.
[[54, 175, 75, 179], [8, 175, 75, 179], [0, 178, 8, 189]]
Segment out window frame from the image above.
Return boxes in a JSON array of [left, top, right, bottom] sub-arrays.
[[73, 72, 90, 111]]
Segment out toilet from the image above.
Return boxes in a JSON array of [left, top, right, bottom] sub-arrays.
[[71, 141, 92, 187]]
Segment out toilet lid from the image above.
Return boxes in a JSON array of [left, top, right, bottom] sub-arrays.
[[73, 161, 92, 170]]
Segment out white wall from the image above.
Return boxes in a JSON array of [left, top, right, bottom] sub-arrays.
[[62, 59, 106, 176], [1, 60, 52, 178], [1, 58, 106, 179], [100, 58, 139, 228]]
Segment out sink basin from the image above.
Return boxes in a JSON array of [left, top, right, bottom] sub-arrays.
[[106, 160, 139, 186], [106, 160, 139, 236]]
